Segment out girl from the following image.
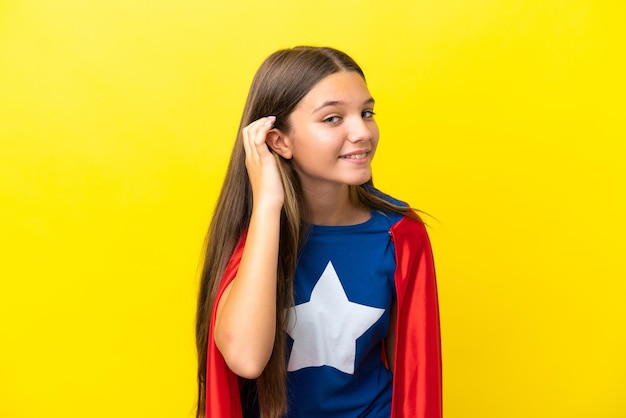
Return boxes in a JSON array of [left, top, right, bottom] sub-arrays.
[[196, 46, 442, 418]]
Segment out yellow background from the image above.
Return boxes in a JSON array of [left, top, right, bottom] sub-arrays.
[[1, 0, 624, 417]]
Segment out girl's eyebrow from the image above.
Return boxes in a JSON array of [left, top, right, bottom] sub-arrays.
[[311, 97, 375, 114]]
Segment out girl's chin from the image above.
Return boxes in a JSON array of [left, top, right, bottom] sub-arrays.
[[345, 177, 373, 187]]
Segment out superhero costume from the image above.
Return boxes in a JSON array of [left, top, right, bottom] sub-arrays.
[[205, 207, 442, 417]]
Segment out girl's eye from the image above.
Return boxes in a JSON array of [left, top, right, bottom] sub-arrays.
[[362, 110, 376, 119], [324, 116, 341, 123]]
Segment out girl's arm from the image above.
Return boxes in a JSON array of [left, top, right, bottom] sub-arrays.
[[214, 116, 283, 379]]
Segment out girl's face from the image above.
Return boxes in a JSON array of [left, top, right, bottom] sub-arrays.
[[283, 71, 379, 194]]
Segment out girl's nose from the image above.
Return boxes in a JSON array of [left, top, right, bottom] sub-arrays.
[[346, 117, 371, 143]]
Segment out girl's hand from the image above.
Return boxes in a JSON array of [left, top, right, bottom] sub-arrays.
[[242, 116, 284, 210]]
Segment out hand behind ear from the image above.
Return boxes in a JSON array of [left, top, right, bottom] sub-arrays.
[[242, 117, 284, 209]]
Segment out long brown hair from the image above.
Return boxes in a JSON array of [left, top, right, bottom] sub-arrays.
[[196, 46, 417, 418]]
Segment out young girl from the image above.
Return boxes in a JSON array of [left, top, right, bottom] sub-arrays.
[[196, 46, 442, 418]]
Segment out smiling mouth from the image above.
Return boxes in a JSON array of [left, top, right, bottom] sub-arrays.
[[339, 152, 368, 159]]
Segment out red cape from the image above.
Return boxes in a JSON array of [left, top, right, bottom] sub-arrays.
[[206, 215, 442, 417]]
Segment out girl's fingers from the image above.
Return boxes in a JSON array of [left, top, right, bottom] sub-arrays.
[[242, 116, 284, 207], [243, 116, 276, 160], [254, 116, 276, 146]]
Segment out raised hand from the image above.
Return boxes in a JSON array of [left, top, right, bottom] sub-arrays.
[[242, 116, 284, 210], [215, 116, 283, 377]]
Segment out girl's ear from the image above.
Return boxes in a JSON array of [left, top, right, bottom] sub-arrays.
[[266, 130, 293, 159]]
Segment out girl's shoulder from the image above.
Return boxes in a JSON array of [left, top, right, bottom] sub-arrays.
[[364, 185, 427, 234], [364, 184, 409, 208]]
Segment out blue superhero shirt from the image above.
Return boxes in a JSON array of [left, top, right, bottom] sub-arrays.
[[285, 208, 404, 417]]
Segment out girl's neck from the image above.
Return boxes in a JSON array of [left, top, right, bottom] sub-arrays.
[[302, 184, 370, 226]]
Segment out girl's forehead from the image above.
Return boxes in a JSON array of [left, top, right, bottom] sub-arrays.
[[296, 72, 372, 111]]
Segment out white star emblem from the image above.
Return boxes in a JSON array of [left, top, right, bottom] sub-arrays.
[[286, 261, 385, 374]]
